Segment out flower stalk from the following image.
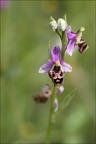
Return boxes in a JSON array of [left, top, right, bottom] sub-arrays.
[[37, 14, 88, 144], [61, 31, 68, 58], [46, 86, 57, 144]]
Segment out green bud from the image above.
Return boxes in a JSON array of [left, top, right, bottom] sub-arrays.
[[50, 16, 55, 22]]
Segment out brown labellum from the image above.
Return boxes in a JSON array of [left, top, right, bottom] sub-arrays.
[[34, 93, 49, 103], [78, 39, 88, 53], [34, 84, 52, 103], [48, 65, 65, 86]]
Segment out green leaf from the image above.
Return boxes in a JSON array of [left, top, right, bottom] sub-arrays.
[[63, 14, 68, 27], [54, 88, 76, 119], [63, 14, 67, 21]]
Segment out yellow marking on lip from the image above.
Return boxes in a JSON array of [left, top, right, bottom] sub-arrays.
[[56, 79, 60, 82], [80, 27, 85, 32], [55, 60, 60, 66]]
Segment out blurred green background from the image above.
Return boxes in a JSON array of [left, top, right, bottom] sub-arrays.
[[1, 0, 95, 143]]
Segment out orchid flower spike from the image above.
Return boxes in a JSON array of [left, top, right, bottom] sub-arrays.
[[66, 26, 89, 56], [39, 46, 72, 86]]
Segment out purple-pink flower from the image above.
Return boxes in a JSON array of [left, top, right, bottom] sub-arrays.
[[0, 0, 10, 10], [66, 26, 88, 56], [39, 46, 72, 86]]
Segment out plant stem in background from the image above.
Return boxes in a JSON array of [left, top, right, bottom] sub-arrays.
[[46, 86, 57, 144], [61, 31, 68, 59], [55, 29, 62, 39]]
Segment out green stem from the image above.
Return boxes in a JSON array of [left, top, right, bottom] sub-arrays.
[[46, 86, 57, 144], [55, 29, 68, 59], [61, 31, 67, 59], [55, 29, 62, 39]]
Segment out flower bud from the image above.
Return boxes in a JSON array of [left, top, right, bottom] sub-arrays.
[[49, 20, 57, 31], [42, 84, 52, 97], [34, 84, 52, 103], [54, 98, 58, 112], [57, 18, 67, 31], [57, 86, 64, 94]]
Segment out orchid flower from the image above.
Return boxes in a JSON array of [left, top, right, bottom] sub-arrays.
[[39, 46, 72, 86], [66, 26, 88, 56]]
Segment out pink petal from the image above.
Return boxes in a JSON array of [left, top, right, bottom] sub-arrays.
[[61, 61, 72, 72], [39, 61, 53, 73], [51, 46, 61, 61], [66, 26, 76, 39], [66, 39, 76, 56]]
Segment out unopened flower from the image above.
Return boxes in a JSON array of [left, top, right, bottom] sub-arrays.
[[49, 20, 57, 31], [66, 26, 88, 56], [57, 86, 64, 94], [54, 98, 58, 112], [34, 84, 52, 103], [57, 18, 67, 31], [39, 46, 72, 86], [42, 84, 52, 97]]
